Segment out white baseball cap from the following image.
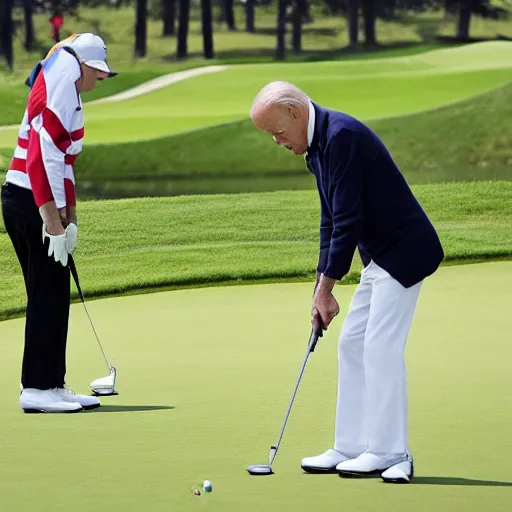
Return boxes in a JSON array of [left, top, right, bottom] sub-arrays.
[[66, 33, 117, 77]]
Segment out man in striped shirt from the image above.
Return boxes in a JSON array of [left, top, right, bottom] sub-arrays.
[[1, 33, 117, 413]]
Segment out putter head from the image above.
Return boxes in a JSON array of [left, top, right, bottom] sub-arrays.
[[246, 464, 274, 476], [90, 366, 118, 396]]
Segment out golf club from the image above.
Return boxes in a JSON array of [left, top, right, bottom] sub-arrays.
[[68, 255, 118, 396], [247, 324, 323, 476]]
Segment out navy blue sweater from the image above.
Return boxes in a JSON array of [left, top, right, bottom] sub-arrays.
[[306, 102, 444, 288]]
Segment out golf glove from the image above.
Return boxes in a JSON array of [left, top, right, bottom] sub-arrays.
[[42, 223, 78, 267]]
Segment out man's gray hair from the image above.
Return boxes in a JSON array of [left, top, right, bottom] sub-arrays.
[[250, 81, 310, 117]]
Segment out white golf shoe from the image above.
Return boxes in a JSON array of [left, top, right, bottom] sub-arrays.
[[381, 457, 414, 484], [20, 388, 83, 414], [54, 386, 101, 410], [301, 449, 352, 473], [337, 452, 409, 478]]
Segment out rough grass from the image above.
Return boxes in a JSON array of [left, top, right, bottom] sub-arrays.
[[0, 181, 511, 321], [63, 82, 512, 199]]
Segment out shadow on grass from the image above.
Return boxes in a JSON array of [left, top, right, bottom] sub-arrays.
[[412, 477, 512, 487], [90, 405, 175, 413], [160, 40, 461, 64]]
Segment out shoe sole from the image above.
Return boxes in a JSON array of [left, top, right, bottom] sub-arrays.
[[338, 470, 383, 479], [22, 407, 83, 414], [83, 403, 101, 411], [301, 465, 339, 474]]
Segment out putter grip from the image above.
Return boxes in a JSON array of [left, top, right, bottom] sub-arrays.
[[309, 324, 324, 353], [68, 255, 84, 301]]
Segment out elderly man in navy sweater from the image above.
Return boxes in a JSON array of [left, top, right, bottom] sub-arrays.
[[250, 81, 444, 483]]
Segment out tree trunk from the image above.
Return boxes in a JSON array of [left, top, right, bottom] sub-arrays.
[[177, 0, 190, 59], [292, 0, 305, 54], [201, 0, 214, 59], [162, 0, 175, 36], [23, 0, 35, 51], [276, 0, 287, 60], [0, 0, 14, 70], [245, 0, 255, 33], [346, 0, 359, 47], [361, 0, 376, 46], [223, 0, 236, 31], [134, 0, 148, 57], [456, 1, 472, 40]]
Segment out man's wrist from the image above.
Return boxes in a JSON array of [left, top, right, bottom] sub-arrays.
[[317, 274, 336, 294]]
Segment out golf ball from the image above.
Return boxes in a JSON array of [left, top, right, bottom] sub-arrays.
[[193, 488, 201, 496], [202, 480, 212, 492]]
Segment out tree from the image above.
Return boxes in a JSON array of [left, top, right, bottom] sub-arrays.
[[245, 0, 255, 33], [0, 0, 14, 70], [162, 0, 175, 36], [346, 0, 359, 46], [361, 0, 376, 45], [134, 0, 148, 57], [291, 0, 307, 53], [276, 0, 287, 60], [444, 0, 509, 41], [177, 0, 190, 58], [201, 0, 214, 58], [221, 0, 237, 31], [23, 0, 36, 51]]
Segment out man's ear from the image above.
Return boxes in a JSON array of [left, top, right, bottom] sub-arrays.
[[287, 104, 300, 119]]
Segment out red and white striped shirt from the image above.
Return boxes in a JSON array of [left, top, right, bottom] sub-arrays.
[[6, 48, 84, 209]]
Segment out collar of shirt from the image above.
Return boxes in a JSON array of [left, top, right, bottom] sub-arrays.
[[307, 100, 315, 148]]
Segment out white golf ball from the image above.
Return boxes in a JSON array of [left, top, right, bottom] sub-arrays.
[[202, 480, 212, 492]]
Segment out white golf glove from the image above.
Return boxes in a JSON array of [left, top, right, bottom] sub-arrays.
[[42, 223, 78, 267]]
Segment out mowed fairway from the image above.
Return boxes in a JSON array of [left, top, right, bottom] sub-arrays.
[[1, 42, 512, 147], [0, 262, 511, 511]]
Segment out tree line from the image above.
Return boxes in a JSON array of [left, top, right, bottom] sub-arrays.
[[0, 0, 509, 70]]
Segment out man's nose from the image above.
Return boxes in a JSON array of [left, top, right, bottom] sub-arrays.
[[273, 134, 285, 145]]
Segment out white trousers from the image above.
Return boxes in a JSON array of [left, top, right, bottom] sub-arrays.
[[334, 260, 422, 458]]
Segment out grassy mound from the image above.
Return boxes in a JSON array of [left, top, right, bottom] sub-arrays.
[[1, 41, 511, 146], [0, 181, 511, 321], [64, 82, 512, 199]]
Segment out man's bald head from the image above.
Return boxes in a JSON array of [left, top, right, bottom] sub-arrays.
[[250, 81, 311, 155]]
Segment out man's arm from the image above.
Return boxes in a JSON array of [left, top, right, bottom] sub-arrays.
[[315, 129, 364, 295], [26, 50, 80, 227], [315, 191, 333, 294]]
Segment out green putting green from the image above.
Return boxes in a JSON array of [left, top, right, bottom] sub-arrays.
[[1, 43, 511, 148], [0, 261, 511, 510]]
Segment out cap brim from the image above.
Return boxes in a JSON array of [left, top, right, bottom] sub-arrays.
[[84, 60, 117, 77]]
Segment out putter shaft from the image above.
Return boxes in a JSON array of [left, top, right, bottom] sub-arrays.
[[68, 256, 112, 372], [269, 329, 320, 466]]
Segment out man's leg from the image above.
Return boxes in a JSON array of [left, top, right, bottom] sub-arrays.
[[22, 224, 71, 390], [337, 262, 421, 478], [301, 265, 373, 473], [364, 265, 421, 457], [334, 271, 373, 456]]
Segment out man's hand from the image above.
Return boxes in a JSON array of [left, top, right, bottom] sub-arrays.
[[312, 274, 340, 331], [42, 223, 78, 267]]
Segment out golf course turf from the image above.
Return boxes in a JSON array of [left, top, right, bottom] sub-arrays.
[[1, 20, 511, 510], [0, 262, 511, 511]]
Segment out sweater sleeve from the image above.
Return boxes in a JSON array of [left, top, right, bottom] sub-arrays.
[[317, 189, 333, 273], [26, 51, 80, 208], [323, 130, 365, 280]]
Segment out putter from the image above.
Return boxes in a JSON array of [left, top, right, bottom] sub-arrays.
[[247, 324, 323, 476], [68, 255, 118, 397]]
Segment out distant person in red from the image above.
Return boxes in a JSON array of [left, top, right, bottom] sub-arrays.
[[49, 13, 64, 43]]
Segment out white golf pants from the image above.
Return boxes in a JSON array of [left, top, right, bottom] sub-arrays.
[[334, 260, 422, 458]]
